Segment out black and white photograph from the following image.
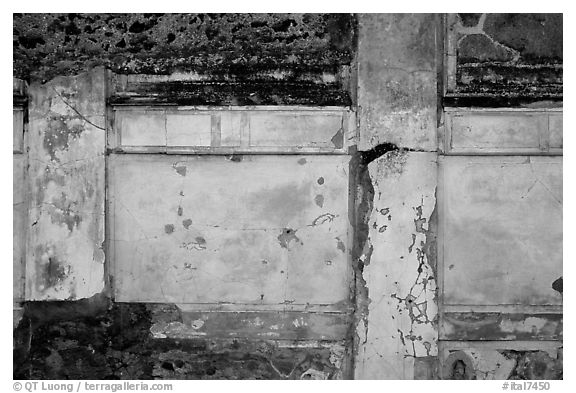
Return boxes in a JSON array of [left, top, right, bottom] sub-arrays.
[[7, 6, 568, 387]]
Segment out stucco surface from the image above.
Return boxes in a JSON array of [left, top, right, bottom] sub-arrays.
[[355, 151, 438, 379], [25, 68, 106, 300], [110, 154, 351, 306]]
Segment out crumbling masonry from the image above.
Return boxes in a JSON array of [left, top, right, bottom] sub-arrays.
[[13, 13, 562, 380]]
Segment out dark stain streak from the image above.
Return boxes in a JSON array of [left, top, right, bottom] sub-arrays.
[[34, 245, 69, 292], [45, 257, 67, 288], [314, 194, 324, 208]]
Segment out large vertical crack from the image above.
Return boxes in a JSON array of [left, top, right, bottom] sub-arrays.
[[349, 143, 399, 372]]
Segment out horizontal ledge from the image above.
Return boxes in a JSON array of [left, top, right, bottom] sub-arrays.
[[439, 151, 563, 157], [440, 312, 562, 341], [443, 96, 562, 108], [115, 301, 353, 314], [438, 340, 562, 355], [444, 107, 563, 113], [457, 63, 562, 69], [111, 105, 353, 112], [108, 148, 350, 155], [442, 304, 563, 313], [147, 338, 349, 349]]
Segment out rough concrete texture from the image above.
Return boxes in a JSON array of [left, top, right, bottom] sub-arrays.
[[14, 299, 348, 379], [453, 13, 562, 97], [25, 68, 106, 300], [13, 13, 355, 106], [443, 349, 516, 380], [442, 349, 562, 380], [357, 14, 438, 151], [355, 151, 438, 379]]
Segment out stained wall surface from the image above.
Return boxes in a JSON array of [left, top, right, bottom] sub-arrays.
[[12, 13, 562, 380], [25, 69, 106, 300], [110, 154, 351, 306], [446, 13, 562, 100]]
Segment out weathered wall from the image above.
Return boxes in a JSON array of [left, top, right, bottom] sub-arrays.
[[14, 84, 26, 328], [15, 66, 355, 379], [26, 68, 106, 301], [354, 151, 438, 379], [357, 14, 439, 151], [13, 13, 355, 106], [441, 156, 562, 307], [353, 14, 440, 380], [14, 297, 347, 380], [438, 13, 563, 381], [109, 155, 351, 306], [13, 13, 563, 380], [447, 13, 562, 100]]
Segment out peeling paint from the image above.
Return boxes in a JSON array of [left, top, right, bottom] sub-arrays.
[[172, 163, 187, 177], [330, 128, 344, 149], [354, 151, 438, 380], [277, 228, 302, 249]]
